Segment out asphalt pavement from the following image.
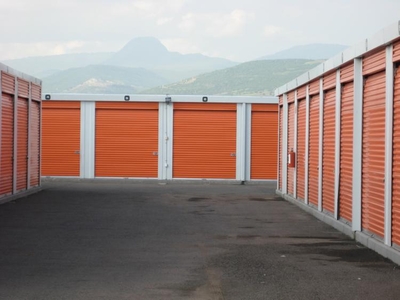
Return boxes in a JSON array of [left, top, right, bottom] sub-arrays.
[[0, 179, 399, 300]]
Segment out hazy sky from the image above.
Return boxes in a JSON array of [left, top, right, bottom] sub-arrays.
[[0, 0, 399, 62]]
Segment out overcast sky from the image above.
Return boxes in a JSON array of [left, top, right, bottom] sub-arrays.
[[0, 0, 399, 62]]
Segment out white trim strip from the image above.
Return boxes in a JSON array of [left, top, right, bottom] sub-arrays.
[[236, 103, 246, 181], [293, 91, 298, 199], [334, 69, 342, 219], [80, 102, 95, 179], [318, 78, 324, 212], [283, 94, 289, 194], [245, 104, 252, 181]]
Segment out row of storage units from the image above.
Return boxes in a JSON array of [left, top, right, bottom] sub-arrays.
[[0, 63, 42, 202], [41, 95, 278, 181], [276, 20, 400, 264]]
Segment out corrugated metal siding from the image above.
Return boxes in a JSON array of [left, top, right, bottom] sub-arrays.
[[322, 89, 336, 213], [287, 103, 295, 195], [323, 72, 336, 90], [339, 82, 354, 222], [31, 84, 41, 101], [287, 91, 295, 104], [363, 49, 386, 76], [42, 101, 80, 176], [0, 93, 14, 196], [297, 86, 307, 99], [296, 99, 306, 200], [362, 71, 386, 237], [95, 102, 158, 178], [17, 98, 28, 191], [17, 79, 29, 98], [173, 103, 236, 179], [279, 106, 283, 190], [308, 94, 320, 206], [279, 95, 283, 105], [341, 63, 354, 83], [393, 66, 400, 245], [30, 101, 40, 187], [1, 72, 15, 94], [394, 41, 400, 62], [251, 104, 278, 180], [309, 79, 320, 96]]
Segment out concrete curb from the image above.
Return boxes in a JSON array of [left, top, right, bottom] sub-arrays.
[[0, 186, 43, 205]]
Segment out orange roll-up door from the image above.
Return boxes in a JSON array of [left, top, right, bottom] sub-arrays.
[[279, 106, 283, 190], [173, 103, 236, 179], [394, 41, 400, 62], [308, 94, 319, 206], [17, 97, 28, 191], [287, 103, 295, 195], [362, 71, 386, 237], [251, 104, 278, 180], [95, 102, 158, 178], [42, 101, 80, 176], [296, 98, 306, 200], [0, 93, 14, 196], [322, 89, 335, 213], [339, 82, 354, 222], [30, 100, 40, 187], [392, 66, 400, 246]]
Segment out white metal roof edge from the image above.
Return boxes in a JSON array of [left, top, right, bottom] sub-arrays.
[[41, 93, 278, 104], [0, 62, 42, 85], [275, 20, 400, 96]]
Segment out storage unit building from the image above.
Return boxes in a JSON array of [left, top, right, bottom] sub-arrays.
[[0, 63, 42, 204], [276, 20, 400, 264], [41, 95, 278, 181]]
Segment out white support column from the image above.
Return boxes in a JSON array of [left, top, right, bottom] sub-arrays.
[[236, 103, 247, 182], [334, 69, 342, 219], [293, 91, 298, 199], [27, 82, 32, 189], [305, 85, 310, 204], [384, 45, 394, 246], [80, 102, 95, 179], [283, 94, 289, 194], [13, 78, 18, 194], [318, 78, 324, 212], [245, 104, 252, 181], [353, 58, 363, 232], [158, 102, 173, 180]]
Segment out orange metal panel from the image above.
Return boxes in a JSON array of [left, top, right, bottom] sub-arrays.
[[308, 94, 319, 206], [17, 79, 29, 98], [287, 91, 295, 104], [31, 84, 41, 101], [173, 104, 236, 179], [287, 103, 295, 194], [341, 63, 354, 84], [392, 66, 400, 245], [30, 101, 40, 187], [296, 99, 306, 200], [42, 101, 80, 176], [297, 86, 307, 99], [323, 72, 336, 90], [0, 93, 14, 196], [309, 79, 320, 96], [95, 103, 158, 178], [1, 72, 15, 94], [363, 49, 386, 76], [339, 82, 354, 222], [362, 71, 385, 237], [279, 106, 283, 190], [394, 40, 400, 62], [251, 107, 278, 179], [17, 98, 28, 191], [322, 89, 336, 213]]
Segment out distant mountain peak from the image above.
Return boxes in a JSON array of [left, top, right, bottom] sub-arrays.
[[120, 36, 168, 54]]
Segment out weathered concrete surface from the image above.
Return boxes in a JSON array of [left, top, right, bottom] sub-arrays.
[[0, 179, 399, 299]]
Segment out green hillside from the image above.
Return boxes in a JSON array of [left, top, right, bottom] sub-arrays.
[[143, 59, 322, 96]]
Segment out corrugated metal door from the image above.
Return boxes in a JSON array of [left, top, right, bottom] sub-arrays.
[[339, 82, 354, 222], [394, 41, 400, 62], [279, 106, 283, 190], [322, 89, 336, 213], [287, 103, 295, 195], [173, 103, 236, 179], [251, 104, 278, 180], [362, 71, 386, 237], [392, 65, 400, 246], [95, 102, 158, 178], [30, 100, 40, 187], [17, 97, 28, 191], [308, 94, 319, 206], [42, 101, 80, 176], [296, 99, 306, 200], [0, 93, 14, 196]]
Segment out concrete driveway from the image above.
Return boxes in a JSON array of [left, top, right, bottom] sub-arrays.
[[0, 179, 399, 300]]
